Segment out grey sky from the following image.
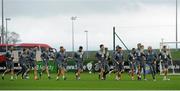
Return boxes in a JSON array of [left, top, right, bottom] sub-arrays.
[[1, 0, 180, 51], [4, 0, 176, 17]]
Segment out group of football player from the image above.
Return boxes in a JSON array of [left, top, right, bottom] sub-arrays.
[[96, 43, 171, 81], [1, 43, 171, 81]]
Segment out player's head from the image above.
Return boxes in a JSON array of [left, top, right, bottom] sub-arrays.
[[162, 45, 167, 52], [9, 46, 14, 51], [118, 47, 122, 52], [26, 48, 30, 54], [60, 46, 64, 52], [23, 48, 28, 54], [131, 48, 136, 53], [148, 46, 152, 52], [105, 47, 108, 51], [34, 46, 38, 51], [23, 48, 26, 52], [137, 43, 141, 49], [100, 44, 104, 51], [45, 48, 49, 52], [116, 45, 120, 51], [140, 45, 144, 50], [79, 46, 83, 52]]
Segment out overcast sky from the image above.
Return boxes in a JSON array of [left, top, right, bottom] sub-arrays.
[[1, 0, 180, 51]]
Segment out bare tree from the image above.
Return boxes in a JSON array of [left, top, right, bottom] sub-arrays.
[[7, 31, 21, 44]]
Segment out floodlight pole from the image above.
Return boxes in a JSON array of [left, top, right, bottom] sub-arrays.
[[84, 30, 88, 58], [176, 0, 178, 50], [5, 18, 11, 52], [113, 26, 115, 52], [1, 0, 4, 44], [71, 16, 77, 53]]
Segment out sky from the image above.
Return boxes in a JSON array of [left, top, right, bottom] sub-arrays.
[[1, 0, 180, 51]]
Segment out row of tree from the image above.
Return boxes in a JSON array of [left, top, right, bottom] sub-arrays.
[[1, 27, 21, 44]]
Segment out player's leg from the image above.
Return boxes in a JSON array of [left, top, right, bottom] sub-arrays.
[[99, 63, 103, 80], [56, 68, 61, 80], [119, 63, 123, 80], [164, 63, 170, 80], [75, 63, 80, 80], [130, 63, 135, 80], [2, 62, 11, 80], [115, 64, 119, 80], [38, 60, 46, 78], [162, 62, 167, 80], [2, 68, 10, 80], [39, 66, 45, 76], [56, 64, 61, 80], [76, 68, 81, 80], [76, 63, 83, 80], [115, 71, 119, 80], [142, 63, 146, 80], [136, 61, 141, 80], [45, 65, 50, 79], [115, 64, 121, 80], [60, 67, 66, 80], [21, 65, 27, 79], [16, 68, 23, 78], [23, 63, 30, 79], [16, 63, 24, 79], [103, 63, 109, 80], [149, 64, 155, 81], [24, 65, 30, 79], [100, 68, 103, 80], [33, 62, 38, 80], [10, 62, 14, 80], [152, 64, 156, 81], [137, 63, 141, 80]]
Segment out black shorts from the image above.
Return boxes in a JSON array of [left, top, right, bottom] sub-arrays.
[[129, 62, 136, 69], [30, 60, 37, 68], [76, 62, 83, 70], [115, 63, 123, 72], [42, 59, 49, 67], [56, 61, 66, 69], [6, 60, 14, 69], [162, 62, 169, 69]]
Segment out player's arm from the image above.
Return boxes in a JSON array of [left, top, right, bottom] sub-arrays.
[[82, 52, 85, 63], [153, 52, 158, 64], [113, 55, 119, 65], [74, 52, 78, 62], [95, 52, 101, 63], [128, 54, 133, 64]]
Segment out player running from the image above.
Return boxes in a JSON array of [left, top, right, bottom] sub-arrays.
[[16, 48, 29, 79], [28, 47, 38, 80], [1, 47, 14, 80], [113, 46, 124, 80], [55, 46, 67, 80], [103, 47, 110, 80], [145, 46, 157, 81], [74, 46, 84, 80], [39, 48, 51, 79], [136, 43, 146, 80], [128, 48, 136, 80], [159, 45, 171, 80], [96, 44, 106, 80]]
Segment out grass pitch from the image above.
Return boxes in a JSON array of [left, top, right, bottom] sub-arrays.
[[0, 72, 180, 90]]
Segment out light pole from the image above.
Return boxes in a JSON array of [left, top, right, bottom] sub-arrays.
[[84, 30, 88, 58], [71, 16, 77, 53], [1, 0, 4, 44], [176, 0, 178, 50], [5, 18, 10, 52], [5, 18, 11, 44]]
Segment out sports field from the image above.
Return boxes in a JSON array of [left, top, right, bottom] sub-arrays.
[[0, 72, 180, 90]]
